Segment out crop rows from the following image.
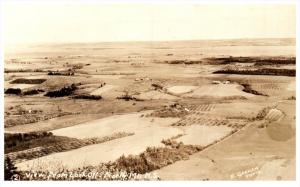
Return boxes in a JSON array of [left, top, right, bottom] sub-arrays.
[[173, 114, 247, 129], [194, 104, 216, 112], [265, 109, 285, 122], [6, 132, 134, 163]]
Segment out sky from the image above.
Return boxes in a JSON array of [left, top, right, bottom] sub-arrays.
[[2, 4, 296, 44]]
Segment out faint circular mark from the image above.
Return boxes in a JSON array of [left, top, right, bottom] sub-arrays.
[[266, 122, 294, 141]]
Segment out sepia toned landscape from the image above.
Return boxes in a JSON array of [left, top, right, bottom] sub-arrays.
[[4, 38, 296, 180]]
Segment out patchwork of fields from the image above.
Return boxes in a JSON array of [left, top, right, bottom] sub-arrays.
[[4, 39, 296, 180]]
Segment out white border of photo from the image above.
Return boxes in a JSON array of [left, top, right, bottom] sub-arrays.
[[0, 0, 298, 187]]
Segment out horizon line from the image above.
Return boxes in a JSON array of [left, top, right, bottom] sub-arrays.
[[5, 37, 296, 46]]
